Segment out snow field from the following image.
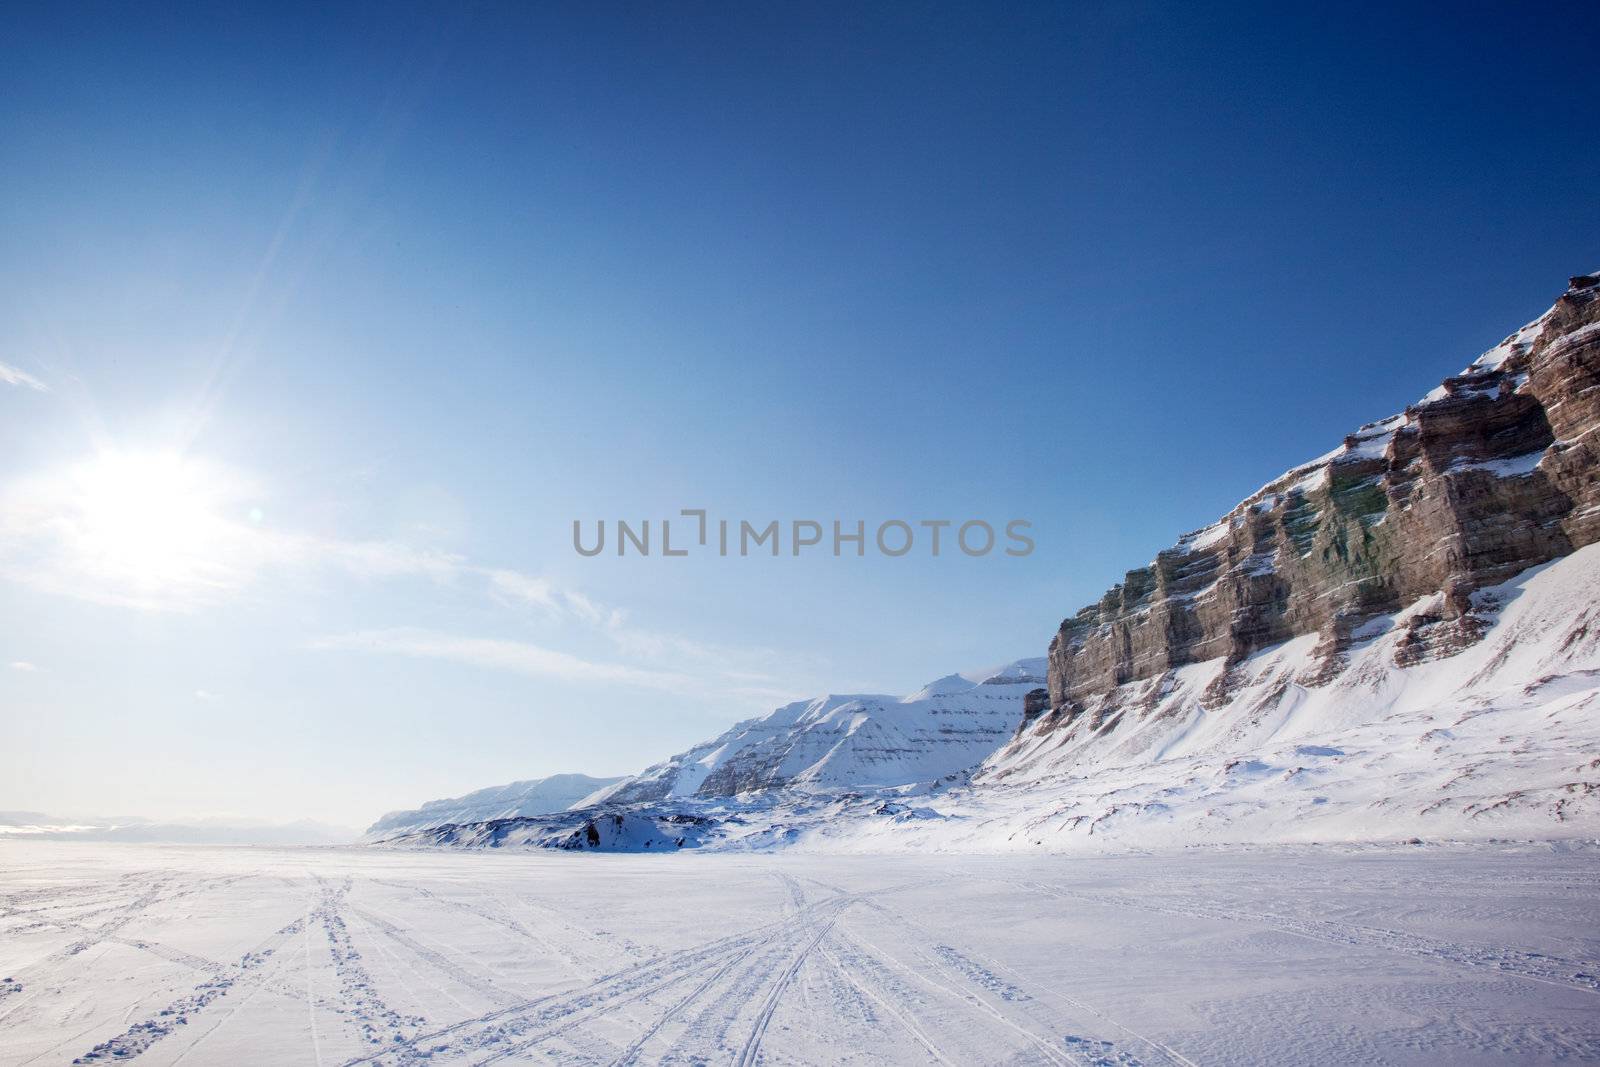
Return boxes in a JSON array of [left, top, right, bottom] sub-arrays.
[[1, 841, 1597, 1065]]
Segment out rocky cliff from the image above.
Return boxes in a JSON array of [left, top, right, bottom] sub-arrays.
[[1037, 273, 1600, 730]]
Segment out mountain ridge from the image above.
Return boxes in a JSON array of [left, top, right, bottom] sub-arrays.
[[577, 658, 1046, 807], [365, 772, 625, 839]]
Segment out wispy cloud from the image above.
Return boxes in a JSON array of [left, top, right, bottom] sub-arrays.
[[9, 661, 38, 672], [0, 448, 814, 709], [485, 569, 633, 631], [311, 628, 708, 696], [310, 619, 809, 706], [485, 568, 557, 612], [194, 689, 221, 701], [0, 450, 486, 612], [0, 363, 47, 391]]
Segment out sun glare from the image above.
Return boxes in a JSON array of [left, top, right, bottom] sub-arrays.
[[65, 450, 244, 595]]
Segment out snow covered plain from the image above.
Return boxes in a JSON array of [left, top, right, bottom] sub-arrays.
[[2, 841, 1598, 1066]]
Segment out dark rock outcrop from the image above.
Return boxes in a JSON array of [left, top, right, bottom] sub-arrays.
[[1044, 273, 1600, 723]]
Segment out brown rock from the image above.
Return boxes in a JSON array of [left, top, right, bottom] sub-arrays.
[[1043, 273, 1600, 718]]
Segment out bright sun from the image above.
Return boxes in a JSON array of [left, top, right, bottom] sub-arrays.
[[64, 449, 246, 596]]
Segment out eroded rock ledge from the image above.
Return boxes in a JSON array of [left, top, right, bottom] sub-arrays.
[[1041, 273, 1600, 727]]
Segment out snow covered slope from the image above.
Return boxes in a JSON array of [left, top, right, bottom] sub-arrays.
[[382, 546, 1600, 854], [364, 773, 624, 839], [584, 659, 1047, 806], [825, 541, 1600, 851]]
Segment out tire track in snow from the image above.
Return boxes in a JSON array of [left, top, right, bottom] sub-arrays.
[[0, 873, 246, 1028], [833, 923, 1079, 1067], [660, 876, 947, 1065], [605, 941, 763, 1066], [469, 894, 869, 1067], [843, 884, 1197, 1067], [368, 877, 631, 972], [1039, 882, 1600, 998], [167, 919, 310, 1067], [813, 940, 956, 1065], [733, 895, 854, 1067], [348, 907, 476, 1019], [365, 878, 592, 973], [312, 877, 429, 1050], [341, 922, 759, 1065], [349, 903, 523, 1008], [343, 882, 916, 1066], [71, 914, 310, 1063], [645, 918, 796, 1062]]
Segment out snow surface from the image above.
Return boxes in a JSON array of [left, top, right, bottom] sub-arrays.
[[2, 840, 1597, 1066]]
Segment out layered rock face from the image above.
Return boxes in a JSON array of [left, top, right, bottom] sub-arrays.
[[1042, 273, 1600, 726]]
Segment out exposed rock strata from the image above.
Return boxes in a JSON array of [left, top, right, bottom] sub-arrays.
[[1041, 273, 1600, 727]]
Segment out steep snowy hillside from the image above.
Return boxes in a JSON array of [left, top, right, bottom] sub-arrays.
[[843, 541, 1600, 850], [365, 773, 624, 839], [585, 659, 1046, 806], [392, 544, 1600, 853]]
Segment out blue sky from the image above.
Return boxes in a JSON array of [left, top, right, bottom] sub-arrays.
[[1, 2, 1596, 827]]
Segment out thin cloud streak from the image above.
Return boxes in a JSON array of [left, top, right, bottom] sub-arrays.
[[0, 450, 816, 707], [0, 363, 47, 391], [0, 451, 483, 612], [310, 628, 709, 697]]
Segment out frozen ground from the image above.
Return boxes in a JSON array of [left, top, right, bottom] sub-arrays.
[[1, 842, 1598, 1065]]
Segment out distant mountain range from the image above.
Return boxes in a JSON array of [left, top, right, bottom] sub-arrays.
[[365, 773, 623, 839], [372, 271, 1600, 853], [372, 662, 1050, 850], [0, 811, 358, 845], [583, 659, 1047, 806]]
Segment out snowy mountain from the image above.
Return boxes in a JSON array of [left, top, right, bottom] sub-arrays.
[[364, 773, 624, 839], [582, 659, 1047, 806], [380, 272, 1600, 854], [818, 540, 1600, 851], [370, 664, 1047, 848]]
